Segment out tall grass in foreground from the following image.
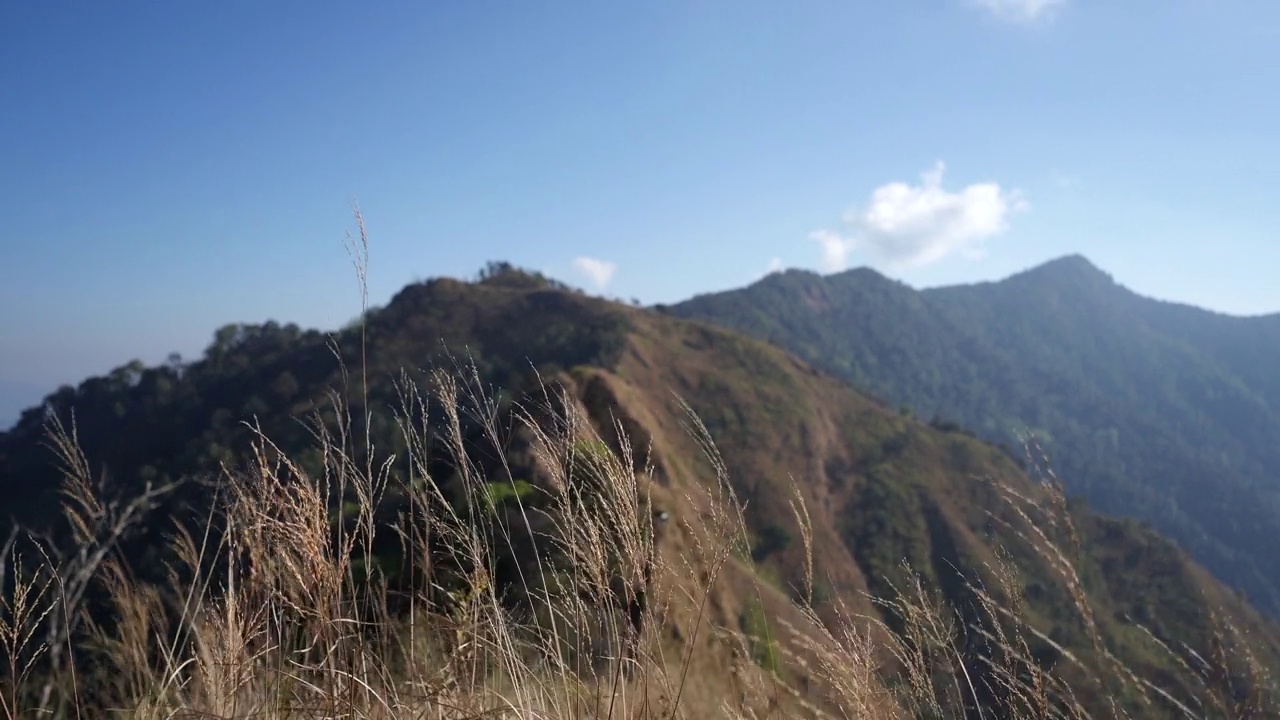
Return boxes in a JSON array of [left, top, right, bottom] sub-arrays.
[[0, 367, 733, 719], [0, 364, 1275, 719]]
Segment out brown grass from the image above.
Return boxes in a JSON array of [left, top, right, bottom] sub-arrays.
[[0, 365, 1275, 719]]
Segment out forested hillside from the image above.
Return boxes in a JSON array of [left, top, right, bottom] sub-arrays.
[[670, 255, 1280, 616]]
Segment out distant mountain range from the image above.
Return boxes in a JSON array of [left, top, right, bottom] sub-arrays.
[[670, 255, 1280, 616], [3, 266, 1278, 715]]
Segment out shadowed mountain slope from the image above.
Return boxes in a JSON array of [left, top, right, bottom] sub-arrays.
[[669, 256, 1280, 617]]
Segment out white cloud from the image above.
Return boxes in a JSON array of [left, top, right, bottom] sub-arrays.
[[752, 257, 788, 283], [811, 230, 853, 274], [812, 162, 1027, 272], [970, 0, 1066, 23], [572, 256, 617, 290]]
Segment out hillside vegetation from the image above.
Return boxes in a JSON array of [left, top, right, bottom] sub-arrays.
[[671, 256, 1280, 617], [1, 264, 1278, 717]]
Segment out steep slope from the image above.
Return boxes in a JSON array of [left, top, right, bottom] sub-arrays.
[[3, 268, 1279, 716], [670, 256, 1280, 617]]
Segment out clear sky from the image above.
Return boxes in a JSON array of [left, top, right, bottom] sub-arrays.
[[3, 0, 1279, 427]]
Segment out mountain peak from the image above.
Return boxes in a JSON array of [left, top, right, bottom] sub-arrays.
[[1025, 254, 1108, 279], [1005, 254, 1117, 291], [820, 264, 888, 281]]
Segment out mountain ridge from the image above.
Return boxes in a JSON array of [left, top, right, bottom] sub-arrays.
[[4, 267, 1280, 715], [671, 254, 1280, 618]]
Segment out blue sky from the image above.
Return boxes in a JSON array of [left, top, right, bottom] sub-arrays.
[[3, 0, 1279, 427]]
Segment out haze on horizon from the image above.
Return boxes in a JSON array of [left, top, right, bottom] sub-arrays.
[[3, 0, 1280, 428]]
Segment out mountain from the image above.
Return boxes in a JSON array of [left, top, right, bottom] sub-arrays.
[[669, 255, 1280, 617], [3, 266, 1280, 715]]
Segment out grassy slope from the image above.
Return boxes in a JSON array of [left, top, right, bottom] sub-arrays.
[[601, 306, 1280, 702]]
